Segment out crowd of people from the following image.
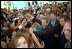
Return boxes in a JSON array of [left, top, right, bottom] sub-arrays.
[[1, 1, 71, 48]]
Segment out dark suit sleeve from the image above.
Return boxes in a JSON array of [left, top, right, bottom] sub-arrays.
[[33, 26, 54, 37], [54, 20, 62, 36], [1, 14, 5, 20]]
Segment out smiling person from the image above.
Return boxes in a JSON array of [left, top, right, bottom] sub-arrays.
[[10, 29, 35, 48], [63, 20, 71, 48]]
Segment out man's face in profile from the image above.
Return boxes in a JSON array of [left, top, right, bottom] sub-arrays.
[[64, 22, 71, 40]]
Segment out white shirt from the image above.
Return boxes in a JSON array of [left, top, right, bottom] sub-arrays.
[[18, 25, 22, 29]]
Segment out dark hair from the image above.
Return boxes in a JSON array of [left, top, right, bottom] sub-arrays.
[[14, 19, 18, 26], [65, 19, 71, 25], [25, 21, 32, 28], [60, 15, 70, 22], [42, 17, 48, 23], [32, 18, 41, 25]]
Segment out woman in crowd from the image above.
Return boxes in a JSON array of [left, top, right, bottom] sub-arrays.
[[10, 28, 44, 48]]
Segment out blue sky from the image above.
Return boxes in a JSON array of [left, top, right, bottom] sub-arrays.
[[1, 1, 29, 9], [13, 1, 28, 9], [1, 1, 68, 9]]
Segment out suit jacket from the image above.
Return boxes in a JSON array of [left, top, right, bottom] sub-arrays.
[[59, 28, 67, 48], [49, 19, 62, 35], [60, 32, 67, 48], [49, 19, 62, 48], [33, 24, 54, 48]]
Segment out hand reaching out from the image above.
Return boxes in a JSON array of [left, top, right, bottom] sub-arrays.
[[29, 27, 45, 48], [40, 41, 45, 48], [29, 27, 33, 34]]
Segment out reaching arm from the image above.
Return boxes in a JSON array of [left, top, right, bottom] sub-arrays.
[[29, 27, 44, 48], [33, 26, 53, 37]]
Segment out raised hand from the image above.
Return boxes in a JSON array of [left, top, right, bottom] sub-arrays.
[[29, 27, 44, 48], [29, 27, 33, 34]]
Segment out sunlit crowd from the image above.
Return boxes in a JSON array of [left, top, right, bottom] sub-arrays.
[[1, 1, 71, 48]]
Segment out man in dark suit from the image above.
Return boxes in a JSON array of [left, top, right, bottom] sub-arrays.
[[49, 13, 62, 48], [33, 18, 54, 48], [59, 16, 70, 48]]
